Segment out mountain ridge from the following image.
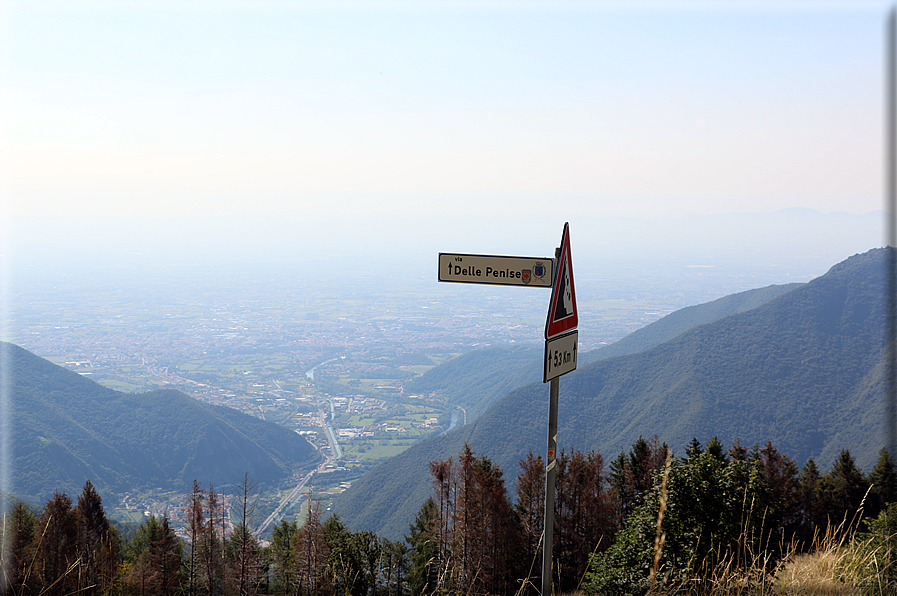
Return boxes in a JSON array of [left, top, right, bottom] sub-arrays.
[[5, 341, 321, 503], [333, 248, 891, 540]]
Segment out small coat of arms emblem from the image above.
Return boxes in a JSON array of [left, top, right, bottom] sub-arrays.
[[533, 262, 546, 279], [522, 269, 532, 284]]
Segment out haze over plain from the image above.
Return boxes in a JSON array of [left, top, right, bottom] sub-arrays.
[[0, 2, 891, 510], [0, 2, 886, 278]]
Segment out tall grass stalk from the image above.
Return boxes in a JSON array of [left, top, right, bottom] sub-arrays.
[[649, 448, 672, 592]]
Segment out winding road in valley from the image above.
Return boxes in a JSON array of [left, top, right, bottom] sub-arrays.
[[254, 360, 345, 537]]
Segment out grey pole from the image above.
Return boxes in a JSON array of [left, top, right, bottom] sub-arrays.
[[541, 375, 559, 595]]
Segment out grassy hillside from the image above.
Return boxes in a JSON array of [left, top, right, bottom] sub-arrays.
[[333, 248, 890, 540], [5, 342, 321, 503]]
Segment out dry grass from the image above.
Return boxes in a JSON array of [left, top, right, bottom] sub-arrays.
[[773, 549, 862, 595], [641, 490, 894, 596], [774, 534, 892, 596]]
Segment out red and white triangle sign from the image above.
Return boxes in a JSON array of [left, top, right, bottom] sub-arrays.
[[545, 223, 578, 339]]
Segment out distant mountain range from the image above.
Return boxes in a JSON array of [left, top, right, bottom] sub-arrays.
[[333, 248, 891, 540], [4, 342, 320, 504]]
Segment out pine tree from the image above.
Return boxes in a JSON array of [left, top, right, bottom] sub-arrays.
[[124, 515, 162, 595], [818, 449, 870, 529], [2, 500, 37, 592], [797, 459, 825, 548], [428, 456, 455, 588], [425, 445, 521, 595], [268, 519, 297, 595], [728, 438, 749, 461], [515, 451, 545, 582], [555, 449, 616, 593], [201, 483, 224, 595], [406, 497, 439, 596], [685, 437, 704, 459], [74, 480, 118, 595], [294, 495, 326, 596], [185, 480, 205, 596], [868, 447, 897, 518], [756, 442, 801, 549], [472, 454, 519, 595], [608, 436, 666, 525], [146, 516, 184, 596], [230, 473, 261, 596], [706, 436, 727, 462], [33, 491, 79, 596], [454, 445, 477, 592], [322, 515, 362, 596], [382, 539, 409, 596], [353, 530, 382, 596], [227, 523, 263, 596]]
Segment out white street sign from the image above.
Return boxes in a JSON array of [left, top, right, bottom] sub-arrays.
[[543, 330, 578, 383], [438, 253, 554, 288]]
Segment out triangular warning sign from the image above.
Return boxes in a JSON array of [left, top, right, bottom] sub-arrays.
[[545, 223, 578, 339]]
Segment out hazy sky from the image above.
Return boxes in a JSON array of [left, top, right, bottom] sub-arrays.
[[0, 1, 891, 529], [0, 1, 887, 225]]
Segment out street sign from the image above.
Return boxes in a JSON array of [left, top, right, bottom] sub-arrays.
[[543, 330, 577, 383], [438, 253, 554, 288], [545, 223, 578, 338]]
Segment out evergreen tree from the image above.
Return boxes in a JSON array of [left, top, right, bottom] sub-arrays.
[[685, 437, 704, 460], [868, 447, 897, 518], [226, 523, 263, 596], [124, 515, 163, 594], [425, 445, 521, 595], [268, 519, 297, 595], [1, 500, 37, 592], [428, 456, 455, 589], [200, 483, 224, 595], [818, 449, 870, 529], [74, 480, 118, 595], [184, 480, 205, 596], [454, 444, 476, 592], [123, 515, 183, 595], [585, 445, 765, 595], [797, 458, 825, 548], [705, 436, 727, 462], [555, 449, 616, 593], [515, 451, 544, 583], [353, 530, 382, 595], [472, 454, 519, 595], [294, 496, 326, 596], [33, 491, 79, 596], [382, 539, 409, 596], [406, 497, 438, 596], [322, 515, 365, 596], [608, 436, 666, 525], [230, 474, 261, 596], [727, 438, 749, 462], [145, 516, 184, 596], [756, 441, 801, 550]]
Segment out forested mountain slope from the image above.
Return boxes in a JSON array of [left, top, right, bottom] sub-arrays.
[[403, 346, 541, 419], [4, 342, 321, 503], [405, 283, 799, 421], [582, 281, 803, 364], [334, 248, 890, 540]]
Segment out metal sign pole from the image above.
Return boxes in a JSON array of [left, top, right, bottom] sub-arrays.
[[541, 375, 559, 596], [439, 223, 577, 596], [540, 227, 577, 595]]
